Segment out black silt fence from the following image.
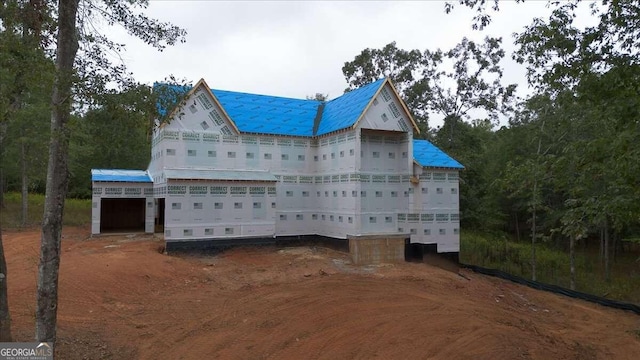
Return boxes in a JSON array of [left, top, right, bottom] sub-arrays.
[[460, 263, 640, 315]]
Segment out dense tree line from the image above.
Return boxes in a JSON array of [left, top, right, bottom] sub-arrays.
[[0, 91, 151, 199], [344, 0, 640, 288]]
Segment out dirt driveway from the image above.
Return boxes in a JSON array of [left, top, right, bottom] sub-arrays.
[[5, 227, 640, 359]]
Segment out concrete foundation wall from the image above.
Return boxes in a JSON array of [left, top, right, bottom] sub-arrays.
[[348, 234, 408, 265]]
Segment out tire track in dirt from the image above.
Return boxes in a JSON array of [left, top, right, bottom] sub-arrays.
[[136, 273, 638, 360]]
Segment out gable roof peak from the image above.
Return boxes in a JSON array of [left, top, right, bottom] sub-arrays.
[[314, 78, 386, 136]]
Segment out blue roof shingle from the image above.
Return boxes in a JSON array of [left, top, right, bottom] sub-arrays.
[[316, 78, 385, 136], [212, 90, 320, 137], [91, 169, 153, 182], [211, 78, 385, 137], [413, 139, 464, 169]]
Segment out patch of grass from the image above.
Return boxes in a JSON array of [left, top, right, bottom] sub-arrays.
[[0, 192, 91, 228], [64, 197, 92, 226], [461, 230, 640, 304]]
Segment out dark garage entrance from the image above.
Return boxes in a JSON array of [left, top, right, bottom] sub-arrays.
[[100, 198, 145, 233], [155, 198, 165, 233]]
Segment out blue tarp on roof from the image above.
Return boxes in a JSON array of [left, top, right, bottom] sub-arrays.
[[316, 78, 385, 136], [212, 78, 385, 136], [91, 169, 153, 183], [413, 139, 464, 169], [212, 90, 320, 137]]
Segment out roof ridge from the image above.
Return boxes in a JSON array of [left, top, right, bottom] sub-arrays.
[[211, 88, 321, 103]]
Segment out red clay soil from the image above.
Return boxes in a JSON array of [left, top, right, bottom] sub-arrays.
[[5, 227, 640, 359]]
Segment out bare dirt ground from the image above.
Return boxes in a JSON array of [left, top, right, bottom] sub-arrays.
[[5, 226, 640, 359]]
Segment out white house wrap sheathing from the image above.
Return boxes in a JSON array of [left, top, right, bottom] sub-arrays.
[[162, 180, 277, 240]]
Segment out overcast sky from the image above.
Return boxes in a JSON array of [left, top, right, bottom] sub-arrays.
[[106, 1, 585, 127]]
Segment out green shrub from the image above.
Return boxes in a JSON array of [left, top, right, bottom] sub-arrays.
[[461, 231, 640, 304]]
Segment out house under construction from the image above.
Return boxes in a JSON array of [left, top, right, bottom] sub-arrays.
[[91, 77, 463, 258]]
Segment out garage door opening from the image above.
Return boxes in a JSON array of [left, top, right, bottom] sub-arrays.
[[100, 198, 145, 233]]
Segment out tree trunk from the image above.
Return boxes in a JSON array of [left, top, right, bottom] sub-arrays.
[[604, 219, 610, 282], [0, 123, 6, 209], [0, 168, 4, 209], [0, 26, 11, 343], [21, 140, 28, 227], [570, 234, 576, 290], [0, 226, 12, 341], [612, 231, 618, 262], [514, 211, 521, 242], [35, 0, 80, 344], [531, 200, 537, 282], [599, 227, 604, 265], [530, 119, 545, 282]]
